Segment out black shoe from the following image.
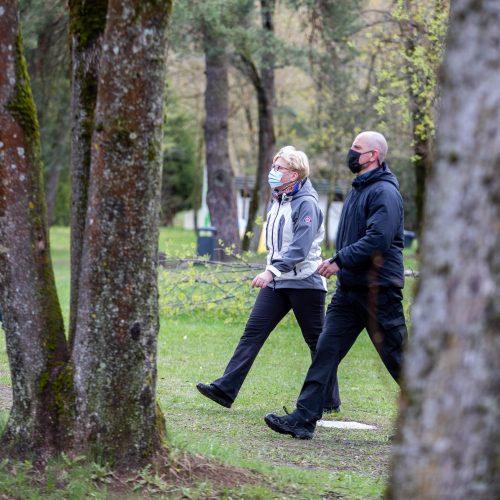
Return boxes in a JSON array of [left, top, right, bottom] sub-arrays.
[[323, 405, 340, 415], [196, 383, 233, 408], [264, 413, 314, 440]]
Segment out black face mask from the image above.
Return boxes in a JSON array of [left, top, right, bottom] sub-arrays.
[[346, 148, 373, 174]]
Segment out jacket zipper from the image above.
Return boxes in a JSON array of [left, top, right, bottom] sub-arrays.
[[269, 198, 282, 263]]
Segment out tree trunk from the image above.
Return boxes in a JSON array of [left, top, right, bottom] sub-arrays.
[[242, 0, 276, 252], [203, 28, 240, 258], [68, 0, 108, 347], [0, 1, 71, 457], [390, 1, 500, 498], [70, 0, 171, 465]]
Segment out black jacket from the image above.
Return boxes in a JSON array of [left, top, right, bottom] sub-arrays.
[[334, 162, 405, 289]]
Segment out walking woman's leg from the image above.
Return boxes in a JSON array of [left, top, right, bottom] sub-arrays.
[[212, 287, 291, 401]]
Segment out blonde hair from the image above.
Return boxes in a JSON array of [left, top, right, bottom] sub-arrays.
[[273, 145, 310, 179]]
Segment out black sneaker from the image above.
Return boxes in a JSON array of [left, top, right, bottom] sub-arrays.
[[264, 412, 314, 440], [196, 383, 233, 408], [323, 405, 340, 415]]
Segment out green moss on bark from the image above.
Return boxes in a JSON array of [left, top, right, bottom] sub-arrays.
[[133, 0, 173, 22], [7, 33, 42, 151], [37, 362, 75, 446], [155, 400, 167, 444], [52, 364, 76, 424], [7, 34, 65, 353], [37, 363, 74, 414], [68, 0, 108, 50]]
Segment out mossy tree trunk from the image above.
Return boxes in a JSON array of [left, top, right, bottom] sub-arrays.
[[241, 0, 276, 252], [0, 0, 72, 457], [203, 27, 241, 258], [68, 0, 108, 348], [70, 0, 171, 465], [390, 1, 500, 498], [0, 0, 171, 467]]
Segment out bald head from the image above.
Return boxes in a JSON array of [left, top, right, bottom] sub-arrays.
[[356, 131, 388, 163]]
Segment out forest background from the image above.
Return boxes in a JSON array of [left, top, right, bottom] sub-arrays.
[[24, 0, 447, 241]]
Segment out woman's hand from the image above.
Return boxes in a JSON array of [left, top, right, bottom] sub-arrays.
[[252, 270, 274, 288]]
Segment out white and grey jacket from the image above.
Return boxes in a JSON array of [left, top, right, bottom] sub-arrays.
[[265, 178, 327, 291]]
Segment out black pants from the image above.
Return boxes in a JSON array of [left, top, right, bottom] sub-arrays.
[[212, 286, 340, 408], [294, 286, 407, 425]]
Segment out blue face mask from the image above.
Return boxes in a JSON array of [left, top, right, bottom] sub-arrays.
[[268, 169, 284, 188]]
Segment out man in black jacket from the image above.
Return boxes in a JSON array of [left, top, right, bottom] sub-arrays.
[[264, 131, 408, 439]]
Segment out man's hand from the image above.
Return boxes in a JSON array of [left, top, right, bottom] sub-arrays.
[[252, 270, 274, 288], [317, 259, 340, 279]]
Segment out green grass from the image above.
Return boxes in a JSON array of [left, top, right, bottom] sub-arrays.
[[0, 227, 418, 498]]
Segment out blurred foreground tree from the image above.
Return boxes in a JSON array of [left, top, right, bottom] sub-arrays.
[[0, 0, 171, 466], [391, 0, 500, 497]]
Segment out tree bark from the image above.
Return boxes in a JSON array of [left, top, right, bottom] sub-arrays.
[[242, 0, 276, 252], [0, 0, 71, 457], [68, 0, 108, 347], [71, 0, 171, 465], [390, 1, 500, 498], [203, 27, 240, 258]]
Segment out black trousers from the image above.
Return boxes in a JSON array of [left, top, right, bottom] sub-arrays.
[[294, 286, 407, 425], [212, 286, 340, 408]]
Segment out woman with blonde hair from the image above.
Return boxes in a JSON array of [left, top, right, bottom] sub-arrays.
[[197, 146, 340, 412]]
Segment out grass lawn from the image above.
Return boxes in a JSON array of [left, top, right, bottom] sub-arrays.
[[0, 227, 417, 499]]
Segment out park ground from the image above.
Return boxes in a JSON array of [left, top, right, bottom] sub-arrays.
[[0, 227, 418, 499]]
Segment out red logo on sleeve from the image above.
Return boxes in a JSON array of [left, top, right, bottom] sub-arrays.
[[303, 215, 312, 224]]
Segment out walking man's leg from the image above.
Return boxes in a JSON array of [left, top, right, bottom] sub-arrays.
[[364, 287, 407, 383], [294, 289, 363, 423], [289, 288, 341, 411], [265, 288, 364, 438]]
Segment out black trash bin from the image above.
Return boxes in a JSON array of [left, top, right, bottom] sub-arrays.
[[404, 230, 416, 248], [196, 226, 217, 260]]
